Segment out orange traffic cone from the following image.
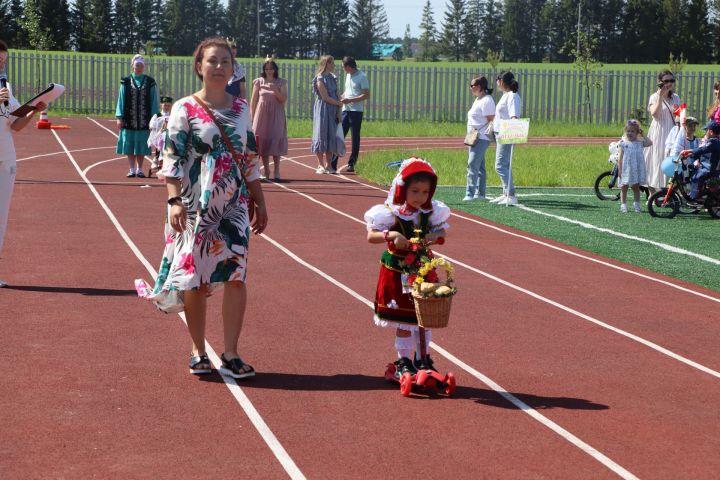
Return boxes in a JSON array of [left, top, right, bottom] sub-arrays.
[[36, 111, 52, 129]]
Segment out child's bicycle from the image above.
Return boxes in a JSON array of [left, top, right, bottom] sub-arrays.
[[647, 155, 720, 218], [594, 141, 649, 200], [384, 328, 456, 397]]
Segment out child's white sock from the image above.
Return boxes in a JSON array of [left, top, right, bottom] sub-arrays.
[[633, 201, 641, 213], [411, 328, 432, 359], [620, 203, 627, 213], [395, 335, 414, 359]]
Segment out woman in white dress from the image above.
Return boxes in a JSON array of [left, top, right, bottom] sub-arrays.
[[0, 40, 47, 288], [644, 69, 680, 193]]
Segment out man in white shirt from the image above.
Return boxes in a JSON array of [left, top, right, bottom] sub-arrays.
[[331, 56, 369, 173]]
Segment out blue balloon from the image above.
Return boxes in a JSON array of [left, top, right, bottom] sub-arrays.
[[661, 156, 678, 177]]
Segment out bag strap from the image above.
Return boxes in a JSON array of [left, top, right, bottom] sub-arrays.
[[661, 97, 676, 124], [191, 94, 248, 182]]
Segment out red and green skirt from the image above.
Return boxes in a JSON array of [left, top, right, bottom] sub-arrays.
[[374, 249, 418, 327]]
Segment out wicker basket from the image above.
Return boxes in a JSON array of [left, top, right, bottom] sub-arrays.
[[411, 288, 454, 329]]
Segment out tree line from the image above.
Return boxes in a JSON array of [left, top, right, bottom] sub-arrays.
[[1, 0, 719, 63], [0, 0, 390, 59], [414, 0, 720, 63]]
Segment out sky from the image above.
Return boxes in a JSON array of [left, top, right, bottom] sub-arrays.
[[383, 0, 448, 39]]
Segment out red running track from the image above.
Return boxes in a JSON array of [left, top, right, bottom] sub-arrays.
[[2, 117, 719, 479]]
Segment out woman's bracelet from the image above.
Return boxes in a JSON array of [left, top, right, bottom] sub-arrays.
[[167, 196, 183, 206]]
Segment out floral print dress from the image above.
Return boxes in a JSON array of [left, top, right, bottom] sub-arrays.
[[135, 96, 259, 313], [619, 138, 648, 186]]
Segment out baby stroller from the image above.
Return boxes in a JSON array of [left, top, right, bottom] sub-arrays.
[[594, 141, 650, 201]]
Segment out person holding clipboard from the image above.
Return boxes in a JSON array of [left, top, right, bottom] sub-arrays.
[[0, 40, 48, 287]]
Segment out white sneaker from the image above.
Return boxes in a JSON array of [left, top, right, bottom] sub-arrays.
[[490, 195, 507, 204], [0, 279, 7, 288], [473, 194, 487, 201], [505, 195, 518, 205], [315, 166, 327, 174], [620, 203, 628, 213], [633, 201, 641, 213], [462, 195, 474, 201]]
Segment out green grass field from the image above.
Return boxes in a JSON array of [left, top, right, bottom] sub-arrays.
[[287, 119, 622, 139], [356, 145, 612, 187], [354, 149, 720, 292]]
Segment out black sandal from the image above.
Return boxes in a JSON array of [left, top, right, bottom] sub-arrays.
[[189, 353, 212, 375], [219, 353, 255, 379], [414, 354, 437, 372]]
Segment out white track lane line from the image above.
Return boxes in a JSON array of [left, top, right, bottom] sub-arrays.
[[514, 204, 720, 265], [17, 146, 115, 162], [264, 165, 720, 380], [282, 154, 720, 304], [50, 129, 306, 480], [82, 157, 125, 175], [260, 233, 638, 480], [87, 117, 117, 135]]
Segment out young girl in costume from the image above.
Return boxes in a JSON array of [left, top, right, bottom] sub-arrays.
[[364, 158, 450, 378], [618, 120, 652, 213], [147, 96, 173, 176]]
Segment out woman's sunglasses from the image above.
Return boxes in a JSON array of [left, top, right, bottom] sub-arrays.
[[663, 79, 676, 84]]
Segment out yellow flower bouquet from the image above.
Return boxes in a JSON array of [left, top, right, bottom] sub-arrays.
[[401, 232, 456, 328]]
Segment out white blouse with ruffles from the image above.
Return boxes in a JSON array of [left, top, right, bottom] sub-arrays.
[[364, 200, 451, 233]]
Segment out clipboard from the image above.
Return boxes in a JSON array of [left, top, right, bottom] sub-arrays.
[[10, 83, 65, 117]]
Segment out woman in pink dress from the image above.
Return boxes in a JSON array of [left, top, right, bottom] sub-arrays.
[[706, 80, 720, 123], [250, 59, 288, 181]]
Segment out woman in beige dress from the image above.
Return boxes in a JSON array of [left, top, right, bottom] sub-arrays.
[[250, 59, 288, 181], [644, 69, 681, 193]]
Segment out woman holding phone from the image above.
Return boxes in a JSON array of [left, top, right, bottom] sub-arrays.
[[644, 69, 681, 193]]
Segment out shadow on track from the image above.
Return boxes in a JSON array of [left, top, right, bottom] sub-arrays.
[[199, 372, 608, 410], [5, 285, 137, 296], [452, 386, 608, 410], [520, 199, 601, 211]]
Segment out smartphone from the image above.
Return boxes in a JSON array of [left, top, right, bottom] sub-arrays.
[[657, 82, 664, 89]]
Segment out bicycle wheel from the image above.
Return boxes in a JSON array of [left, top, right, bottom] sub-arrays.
[[707, 197, 720, 219], [648, 189, 681, 218], [594, 170, 620, 201]]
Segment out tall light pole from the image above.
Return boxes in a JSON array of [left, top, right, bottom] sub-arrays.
[[576, 1, 581, 54], [257, 0, 261, 57]]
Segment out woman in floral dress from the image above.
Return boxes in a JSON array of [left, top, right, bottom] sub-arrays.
[[135, 37, 268, 379]]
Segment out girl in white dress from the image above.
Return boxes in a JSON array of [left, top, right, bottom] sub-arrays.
[[619, 120, 652, 213]]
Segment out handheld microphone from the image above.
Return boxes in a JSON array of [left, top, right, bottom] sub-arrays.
[[0, 74, 7, 107]]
